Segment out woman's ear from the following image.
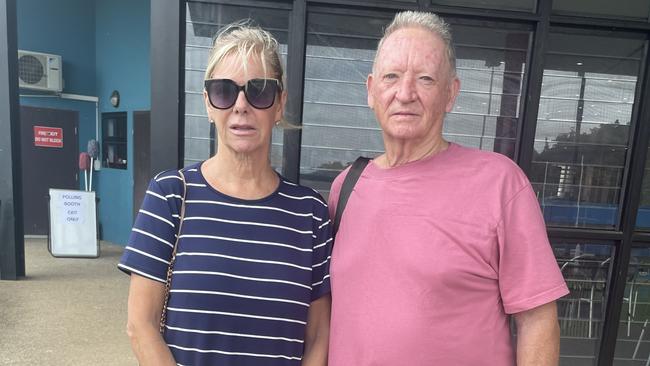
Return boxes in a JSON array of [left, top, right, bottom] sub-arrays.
[[204, 90, 215, 123], [203, 90, 211, 112], [275, 90, 288, 121]]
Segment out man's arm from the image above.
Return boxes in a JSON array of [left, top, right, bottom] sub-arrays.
[[514, 301, 560, 366], [301, 293, 331, 366], [126, 274, 176, 366]]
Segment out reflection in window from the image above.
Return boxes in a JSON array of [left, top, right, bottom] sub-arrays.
[[183, 2, 288, 169], [531, 32, 644, 229], [431, 0, 534, 12], [637, 149, 650, 229], [299, 13, 387, 196], [448, 25, 529, 159], [553, 0, 650, 21], [613, 247, 650, 364], [300, 13, 531, 196], [553, 241, 613, 365]]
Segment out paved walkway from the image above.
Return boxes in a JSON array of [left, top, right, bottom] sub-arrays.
[[0, 238, 137, 365]]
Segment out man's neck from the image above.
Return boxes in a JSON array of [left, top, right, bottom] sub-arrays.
[[376, 138, 449, 169]]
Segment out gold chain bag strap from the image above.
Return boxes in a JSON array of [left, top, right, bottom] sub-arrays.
[[159, 169, 187, 334]]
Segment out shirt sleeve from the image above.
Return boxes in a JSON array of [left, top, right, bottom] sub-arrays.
[[497, 182, 570, 314], [117, 173, 183, 283], [310, 195, 333, 301]]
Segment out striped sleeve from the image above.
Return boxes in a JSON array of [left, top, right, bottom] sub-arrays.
[[310, 195, 332, 301], [118, 171, 183, 283]]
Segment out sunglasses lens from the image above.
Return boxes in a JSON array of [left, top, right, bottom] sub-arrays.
[[246, 79, 278, 109], [207, 80, 238, 109]]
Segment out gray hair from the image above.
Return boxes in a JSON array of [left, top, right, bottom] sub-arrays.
[[374, 11, 457, 77], [204, 19, 284, 86]]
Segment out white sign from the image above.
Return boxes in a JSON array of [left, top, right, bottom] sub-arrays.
[[49, 189, 99, 257], [59, 192, 85, 224]]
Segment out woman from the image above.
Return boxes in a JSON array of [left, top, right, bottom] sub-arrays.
[[118, 21, 331, 366]]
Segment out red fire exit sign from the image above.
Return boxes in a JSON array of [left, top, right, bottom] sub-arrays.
[[34, 126, 63, 148]]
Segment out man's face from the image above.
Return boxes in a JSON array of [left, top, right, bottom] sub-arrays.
[[367, 27, 460, 146]]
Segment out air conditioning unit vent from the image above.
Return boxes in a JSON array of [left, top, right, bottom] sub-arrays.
[[18, 50, 63, 93]]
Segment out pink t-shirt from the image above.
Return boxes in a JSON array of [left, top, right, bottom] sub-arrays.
[[327, 143, 569, 366]]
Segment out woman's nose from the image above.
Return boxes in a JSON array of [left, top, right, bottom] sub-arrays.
[[233, 90, 249, 112]]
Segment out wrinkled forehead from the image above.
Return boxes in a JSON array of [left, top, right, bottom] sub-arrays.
[[374, 27, 449, 74]]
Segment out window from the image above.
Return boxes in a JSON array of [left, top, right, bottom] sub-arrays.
[[101, 112, 127, 169], [530, 30, 644, 229], [553, 240, 614, 365], [299, 12, 388, 196], [299, 12, 532, 197], [613, 246, 650, 364], [446, 22, 530, 159], [432, 0, 534, 12], [553, 0, 650, 21], [183, 2, 289, 169], [637, 148, 650, 229]]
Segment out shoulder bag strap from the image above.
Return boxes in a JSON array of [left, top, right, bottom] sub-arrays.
[[333, 156, 370, 239], [159, 169, 187, 334]]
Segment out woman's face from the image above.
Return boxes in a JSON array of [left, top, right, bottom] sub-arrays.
[[203, 54, 285, 157]]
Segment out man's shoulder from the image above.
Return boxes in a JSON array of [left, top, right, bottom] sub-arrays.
[[449, 144, 529, 191], [452, 144, 523, 174], [326, 164, 356, 209], [331, 165, 353, 191], [453, 143, 514, 165]]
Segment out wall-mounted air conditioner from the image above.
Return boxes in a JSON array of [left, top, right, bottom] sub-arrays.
[[18, 50, 63, 93]]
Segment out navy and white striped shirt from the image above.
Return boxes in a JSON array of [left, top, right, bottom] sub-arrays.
[[118, 163, 332, 366]]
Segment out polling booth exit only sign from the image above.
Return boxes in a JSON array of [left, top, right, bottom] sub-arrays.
[[34, 126, 63, 148], [48, 189, 99, 258]]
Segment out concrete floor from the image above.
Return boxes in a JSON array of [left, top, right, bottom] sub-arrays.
[[0, 239, 137, 365]]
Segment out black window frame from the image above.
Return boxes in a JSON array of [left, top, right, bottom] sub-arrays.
[[159, 1, 650, 364]]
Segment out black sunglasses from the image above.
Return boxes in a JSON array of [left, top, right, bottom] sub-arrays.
[[204, 78, 282, 110]]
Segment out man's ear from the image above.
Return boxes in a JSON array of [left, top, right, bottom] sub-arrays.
[[445, 76, 460, 113], [367, 74, 375, 110]]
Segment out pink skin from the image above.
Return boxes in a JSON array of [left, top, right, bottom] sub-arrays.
[[367, 27, 460, 162], [203, 55, 286, 159]]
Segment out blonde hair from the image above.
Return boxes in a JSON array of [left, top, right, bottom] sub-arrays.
[[204, 20, 284, 84], [374, 11, 457, 77], [205, 20, 298, 128]]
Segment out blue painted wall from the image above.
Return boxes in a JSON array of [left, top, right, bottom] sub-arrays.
[[17, 0, 97, 192], [17, 0, 150, 245], [17, 0, 97, 96], [95, 0, 151, 245]]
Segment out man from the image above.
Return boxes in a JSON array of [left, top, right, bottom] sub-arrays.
[[327, 11, 569, 366]]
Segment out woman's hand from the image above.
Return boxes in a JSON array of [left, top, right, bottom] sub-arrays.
[[301, 293, 331, 366], [126, 274, 177, 366]]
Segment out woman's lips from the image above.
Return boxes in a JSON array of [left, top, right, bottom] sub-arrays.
[[229, 124, 256, 135]]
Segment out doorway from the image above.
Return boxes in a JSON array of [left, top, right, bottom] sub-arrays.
[[20, 106, 79, 235], [133, 110, 151, 221]]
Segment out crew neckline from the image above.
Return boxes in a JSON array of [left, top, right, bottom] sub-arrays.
[[365, 142, 458, 179], [195, 161, 283, 203]]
